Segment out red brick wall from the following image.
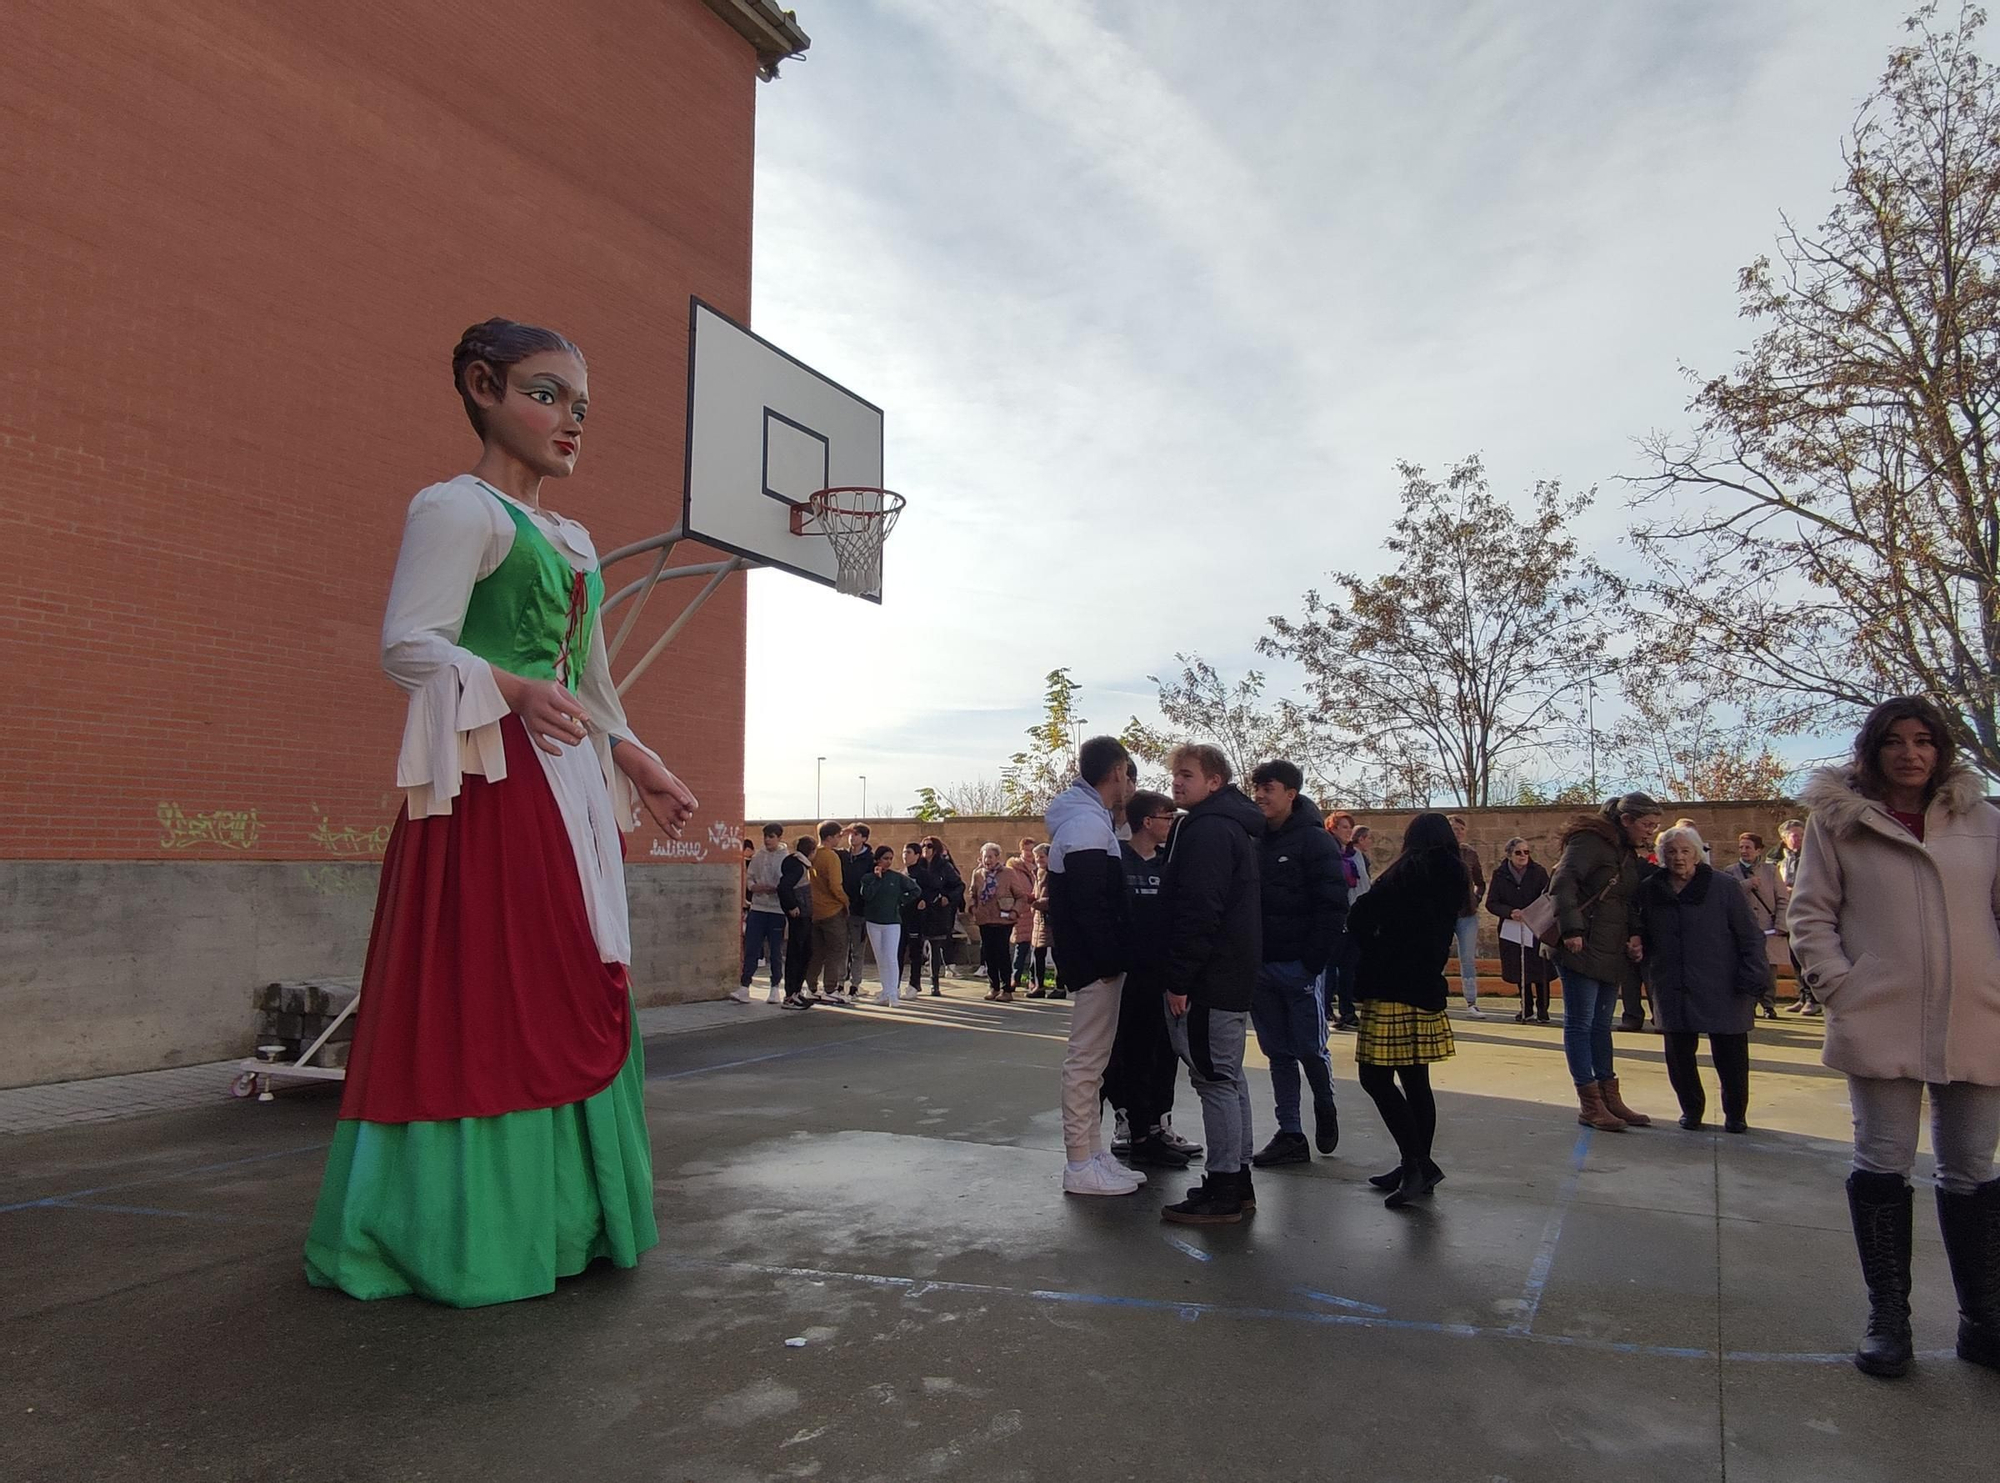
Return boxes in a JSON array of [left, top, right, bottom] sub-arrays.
[[0, 0, 751, 863]]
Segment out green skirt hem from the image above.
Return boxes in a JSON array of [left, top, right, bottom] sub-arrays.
[[303, 1016, 656, 1308]]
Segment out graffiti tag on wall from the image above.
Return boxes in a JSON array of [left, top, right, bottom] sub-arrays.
[[644, 818, 741, 863], [157, 803, 261, 851], [309, 805, 393, 857]]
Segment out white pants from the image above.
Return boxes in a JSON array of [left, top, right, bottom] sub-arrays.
[[866, 922, 903, 1002], [1060, 975, 1125, 1161]]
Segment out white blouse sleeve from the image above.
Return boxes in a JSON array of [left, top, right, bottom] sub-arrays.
[[576, 611, 661, 833], [380, 481, 515, 818]]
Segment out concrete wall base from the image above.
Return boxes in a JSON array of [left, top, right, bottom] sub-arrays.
[[0, 861, 737, 1088]]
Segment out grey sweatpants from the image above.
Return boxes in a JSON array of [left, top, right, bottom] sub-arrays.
[[1168, 1004, 1253, 1175], [1848, 1075, 2000, 1194]]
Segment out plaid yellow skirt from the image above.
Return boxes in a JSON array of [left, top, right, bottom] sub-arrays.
[[1355, 999, 1456, 1067]]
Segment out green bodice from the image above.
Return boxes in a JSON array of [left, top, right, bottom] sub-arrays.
[[458, 493, 603, 687]]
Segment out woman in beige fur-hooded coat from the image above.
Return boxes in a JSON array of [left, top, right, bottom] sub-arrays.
[[1786, 695, 2000, 1381]]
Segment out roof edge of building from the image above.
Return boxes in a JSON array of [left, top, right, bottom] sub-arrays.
[[700, 0, 812, 79]]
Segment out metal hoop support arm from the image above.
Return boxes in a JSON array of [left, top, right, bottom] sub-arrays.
[[613, 556, 750, 697]]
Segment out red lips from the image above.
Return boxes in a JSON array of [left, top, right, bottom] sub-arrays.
[[554, 440, 576, 456]]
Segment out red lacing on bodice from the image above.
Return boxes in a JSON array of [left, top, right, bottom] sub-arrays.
[[555, 569, 588, 688]]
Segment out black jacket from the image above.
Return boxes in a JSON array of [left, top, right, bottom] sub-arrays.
[[1045, 853, 1130, 991], [1259, 795, 1347, 973], [1636, 864, 1768, 1035], [1485, 859, 1551, 921], [839, 846, 874, 915], [1161, 785, 1264, 1010], [1121, 841, 1170, 981], [776, 853, 811, 918], [1350, 850, 1468, 1013]]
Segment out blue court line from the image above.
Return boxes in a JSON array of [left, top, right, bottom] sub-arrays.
[[1509, 1126, 1592, 1334], [1294, 1286, 1390, 1316], [666, 1254, 1900, 1365], [647, 1027, 904, 1081], [0, 1142, 331, 1215], [1162, 1235, 1213, 1263]]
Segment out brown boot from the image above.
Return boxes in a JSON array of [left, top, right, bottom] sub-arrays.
[[1599, 1076, 1652, 1128], [1577, 1082, 1627, 1131]]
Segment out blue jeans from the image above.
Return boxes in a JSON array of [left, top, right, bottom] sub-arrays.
[[741, 910, 786, 988], [1250, 960, 1336, 1134], [1453, 914, 1480, 1005], [1560, 971, 1621, 1085]]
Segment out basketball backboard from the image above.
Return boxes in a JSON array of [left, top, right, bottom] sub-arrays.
[[683, 298, 887, 600]]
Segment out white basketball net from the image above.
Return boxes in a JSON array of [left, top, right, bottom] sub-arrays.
[[795, 486, 905, 596]]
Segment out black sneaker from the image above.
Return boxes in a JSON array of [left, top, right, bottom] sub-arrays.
[[1333, 1016, 1359, 1033], [1314, 1101, 1340, 1155], [1252, 1131, 1311, 1167], [1162, 1176, 1243, 1225], [1236, 1168, 1256, 1213], [781, 994, 813, 1011], [1126, 1132, 1192, 1169]]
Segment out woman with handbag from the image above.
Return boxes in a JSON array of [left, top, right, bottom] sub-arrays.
[[1550, 792, 1664, 1132], [1486, 837, 1554, 1023]]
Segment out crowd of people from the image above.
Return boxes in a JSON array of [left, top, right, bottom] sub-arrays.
[[731, 700, 2000, 1380]]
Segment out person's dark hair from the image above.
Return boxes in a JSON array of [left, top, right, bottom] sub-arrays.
[[1249, 759, 1303, 793], [1738, 831, 1764, 850], [850, 823, 870, 840], [1126, 789, 1173, 831], [1602, 791, 1664, 822], [905, 841, 922, 854], [921, 834, 953, 864], [451, 318, 583, 435], [1078, 734, 1132, 786], [794, 835, 816, 855], [1373, 810, 1470, 912], [1852, 695, 1956, 802], [741, 839, 755, 854], [1352, 825, 1372, 844], [762, 822, 785, 840], [819, 820, 844, 841], [873, 845, 896, 864]]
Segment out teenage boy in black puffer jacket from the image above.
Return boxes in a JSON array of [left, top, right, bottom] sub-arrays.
[[1246, 760, 1348, 1167], [1159, 743, 1265, 1225]]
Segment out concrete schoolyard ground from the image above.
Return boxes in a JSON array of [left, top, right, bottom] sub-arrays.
[[2, 988, 1994, 1482]]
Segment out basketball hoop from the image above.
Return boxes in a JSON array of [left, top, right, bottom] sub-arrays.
[[789, 486, 905, 597]]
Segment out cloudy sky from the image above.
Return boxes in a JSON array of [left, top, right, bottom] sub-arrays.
[[740, 0, 1907, 821]]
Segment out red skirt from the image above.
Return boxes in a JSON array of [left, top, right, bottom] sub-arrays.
[[338, 716, 632, 1124]]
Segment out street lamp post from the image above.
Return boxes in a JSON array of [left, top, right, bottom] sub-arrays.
[[1587, 677, 1598, 800], [816, 756, 825, 817], [859, 775, 867, 819]]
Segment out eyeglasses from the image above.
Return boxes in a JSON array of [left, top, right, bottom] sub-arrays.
[[1510, 849, 1530, 857]]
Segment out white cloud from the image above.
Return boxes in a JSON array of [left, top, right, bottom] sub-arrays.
[[738, 0, 1904, 819]]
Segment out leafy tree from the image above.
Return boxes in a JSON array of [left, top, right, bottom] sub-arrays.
[[1001, 668, 1086, 816], [1261, 455, 1618, 807], [1121, 653, 1343, 794], [1630, 3, 2000, 776]]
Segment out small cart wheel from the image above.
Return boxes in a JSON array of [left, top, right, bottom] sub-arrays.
[[230, 1070, 259, 1099]]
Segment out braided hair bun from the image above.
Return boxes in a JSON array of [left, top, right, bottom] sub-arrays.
[[451, 318, 584, 433]]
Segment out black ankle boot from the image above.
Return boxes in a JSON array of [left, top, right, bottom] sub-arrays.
[[1936, 1178, 2000, 1371], [1847, 1170, 1915, 1377], [1384, 1160, 1433, 1209]]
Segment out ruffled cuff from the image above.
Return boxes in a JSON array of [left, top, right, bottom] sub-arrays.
[[396, 655, 511, 818], [597, 733, 662, 833]]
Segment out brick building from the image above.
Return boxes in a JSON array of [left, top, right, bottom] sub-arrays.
[[0, 0, 809, 1086]]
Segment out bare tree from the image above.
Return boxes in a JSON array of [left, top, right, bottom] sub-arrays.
[[1630, 3, 2000, 776], [1120, 653, 1345, 794], [1604, 668, 1800, 802], [1261, 455, 1617, 807], [910, 777, 1011, 820]]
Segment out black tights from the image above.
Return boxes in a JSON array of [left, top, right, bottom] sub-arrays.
[[1032, 945, 1050, 986], [1358, 1062, 1437, 1169]]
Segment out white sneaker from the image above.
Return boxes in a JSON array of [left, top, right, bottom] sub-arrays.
[[872, 990, 898, 1005], [1093, 1150, 1144, 1186], [1111, 1108, 1133, 1153], [1464, 1004, 1485, 1018], [1158, 1115, 1203, 1158], [729, 986, 753, 1004], [1063, 1159, 1141, 1196], [766, 988, 784, 1005]]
